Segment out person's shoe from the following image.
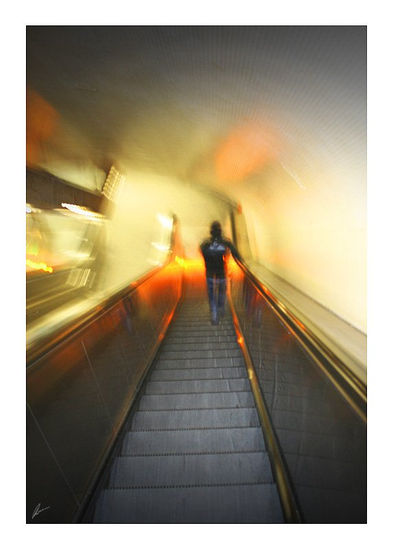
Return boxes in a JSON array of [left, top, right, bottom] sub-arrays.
[[211, 310, 219, 325], [218, 307, 225, 320]]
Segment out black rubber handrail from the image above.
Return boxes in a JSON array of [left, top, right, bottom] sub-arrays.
[[233, 258, 367, 423]]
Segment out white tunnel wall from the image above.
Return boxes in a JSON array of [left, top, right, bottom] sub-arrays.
[[99, 171, 230, 293], [236, 155, 366, 334]]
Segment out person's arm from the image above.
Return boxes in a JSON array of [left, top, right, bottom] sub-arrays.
[[227, 240, 242, 262]]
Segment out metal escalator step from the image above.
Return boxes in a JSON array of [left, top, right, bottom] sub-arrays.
[[167, 332, 237, 341], [174, 314, 211, 319], [137, 392, 255, 410], [145, 379, 251, 394], [122, 426, 266, 454], [157, 357, 245, 369], [171, 320, 233, 326], [149, 367, 247, 381], [161, 341, 240, 352], [172, 318, 233, 332], [159, 349, 243, 360], [94, 484, 284, 523], [131, 408, 260, 430], [164, 335, 236, 344], [109, 451, 273, 488]]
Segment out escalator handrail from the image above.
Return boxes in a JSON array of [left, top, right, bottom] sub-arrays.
[[233, 258, 367, 422], [27, 216, 181, 369], [227, 289, 303, 523]]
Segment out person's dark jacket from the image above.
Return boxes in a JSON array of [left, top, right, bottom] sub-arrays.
[[200, 236, 241, 278]]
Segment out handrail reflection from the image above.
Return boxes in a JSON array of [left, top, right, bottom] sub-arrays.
[[232, 258, 366, 422]]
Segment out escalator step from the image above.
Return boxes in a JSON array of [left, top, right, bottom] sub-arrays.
[[122, 426, 266, 454], [137, 391, 255, 410], [164, 335, 236, 344], [149, 367, 247, 381], [159, 349, 243, 360], [161, 341, 240, 351], [144, 379, 251, 394], [109, 451, 273, 488], [157, 357, 245, 369], [94, 484, 283, 523], [130, 408, 260, 430], [167, 329, 236, 337]]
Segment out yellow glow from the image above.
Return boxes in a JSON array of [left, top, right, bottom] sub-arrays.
[[26, 243, 40, 257], [183, 258, 205, 270], [175, 256, 185, 267], [26, 259, 53, 273]]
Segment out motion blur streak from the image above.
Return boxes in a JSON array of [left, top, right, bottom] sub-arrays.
[[61, 203, 103, 220], [26, 259, 53, 273]]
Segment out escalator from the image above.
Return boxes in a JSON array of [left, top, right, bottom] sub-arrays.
[[89, 275, 284, 523], [27, 229, 366, 524]]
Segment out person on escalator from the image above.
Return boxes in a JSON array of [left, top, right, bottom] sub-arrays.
[[200, 221, 241, 325]]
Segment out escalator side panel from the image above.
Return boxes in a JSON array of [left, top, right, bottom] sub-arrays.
[[230, 263, 367, 523], [26, 261, 183, 523]]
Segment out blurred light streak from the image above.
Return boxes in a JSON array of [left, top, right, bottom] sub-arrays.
[[156, 213, 173, 230], [280, 161, 306, 190], [151, 242, 170, 252], [26, 259, 53, 273], [61, 203, 103, 220]]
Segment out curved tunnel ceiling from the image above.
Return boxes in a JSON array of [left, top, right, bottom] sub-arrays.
[[27, 26, 365, 193], [26, 26, 367, 333]]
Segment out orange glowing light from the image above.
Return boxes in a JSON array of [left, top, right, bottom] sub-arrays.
[[182, 258, 205, 274], [26, 259, 53, 273], [237, 336, 244, 344], [215, 121, 280, 183], [26, 89, 58, 167]]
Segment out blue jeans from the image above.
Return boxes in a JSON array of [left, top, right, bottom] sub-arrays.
[[206, 276, 227, 320]]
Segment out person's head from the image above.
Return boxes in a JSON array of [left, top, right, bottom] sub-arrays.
[[210, 221, 222, 239]]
